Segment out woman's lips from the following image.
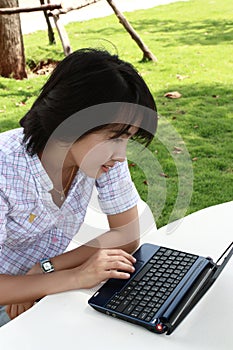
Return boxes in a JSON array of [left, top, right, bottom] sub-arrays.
[[101, 164, 114, 172]]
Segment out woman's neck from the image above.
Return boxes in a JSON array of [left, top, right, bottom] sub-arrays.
[[37, 143, 78, 207]]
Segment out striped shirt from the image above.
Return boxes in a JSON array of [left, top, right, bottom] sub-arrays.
[[0, 128, 139, 275]]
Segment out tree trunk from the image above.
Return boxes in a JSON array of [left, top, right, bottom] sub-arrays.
[[0, 0, 27, 79]]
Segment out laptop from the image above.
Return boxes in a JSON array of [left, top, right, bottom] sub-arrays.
[[88, 241, 233, 335]]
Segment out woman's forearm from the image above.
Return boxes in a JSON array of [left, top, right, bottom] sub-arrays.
[[0, 269, 77, 305]]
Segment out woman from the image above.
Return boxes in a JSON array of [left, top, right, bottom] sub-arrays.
[[0, 48, 157, 326]]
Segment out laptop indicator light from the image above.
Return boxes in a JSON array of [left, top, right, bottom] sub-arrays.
[[155, 324, 164, 332]]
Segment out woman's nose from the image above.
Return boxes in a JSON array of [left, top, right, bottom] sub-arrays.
[[112, 147, 126, 163], [112, 140, 127, 162]]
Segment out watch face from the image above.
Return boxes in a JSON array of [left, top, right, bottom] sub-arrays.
[[41, 260, 54, 273], [43, 261, 53, 271]]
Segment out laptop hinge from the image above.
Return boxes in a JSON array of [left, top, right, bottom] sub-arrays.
[[165, 242, 233, 335]]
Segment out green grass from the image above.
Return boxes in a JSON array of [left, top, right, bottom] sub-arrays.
[[0, 0, 232, 228]]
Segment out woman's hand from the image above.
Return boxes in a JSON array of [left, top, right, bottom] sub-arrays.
[[73, 248, 136, 289], [5, 302, 35, 320], [5, 263, 41, 320]]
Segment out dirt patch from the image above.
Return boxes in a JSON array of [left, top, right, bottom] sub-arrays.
[[27, 59, 59, 75]]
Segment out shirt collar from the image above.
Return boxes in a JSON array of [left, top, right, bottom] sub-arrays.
[[23, 145, 53, 192]]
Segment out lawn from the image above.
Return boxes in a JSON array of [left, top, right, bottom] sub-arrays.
[[0, 0, 232, 228]]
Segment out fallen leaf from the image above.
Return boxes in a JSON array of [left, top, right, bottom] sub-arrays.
[[212, 95, 219, 98], [176, 74, 189, 80], [0, 110, 4, 113], [15, 101, 26, 107], [159, 173, 169, 178], [173, 146, 183, 154], [143, 180, 148, 185], [164, 91, 182, 99], [129, 163, 136, 167], [192, 157, 198, 161], [193, 125, 199, 129]]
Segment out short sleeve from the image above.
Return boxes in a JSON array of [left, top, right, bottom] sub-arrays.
[[95, 160, 139, 215], [0, 179, 9, 245]]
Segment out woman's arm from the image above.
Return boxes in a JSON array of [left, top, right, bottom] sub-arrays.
[[0, 248, 136, 305], [3, 206, 139, 314]]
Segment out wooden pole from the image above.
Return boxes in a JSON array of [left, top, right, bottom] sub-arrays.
[[106, 0, 157, 62], [0, 4, 62, 14], [40, 0, 56, 45], [52, 13, 72, 56]]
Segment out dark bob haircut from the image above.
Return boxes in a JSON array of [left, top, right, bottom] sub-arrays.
[[20, 48, 157, 156]]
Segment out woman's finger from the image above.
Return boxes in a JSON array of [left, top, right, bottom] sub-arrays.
[[106, 269, 131, 280], [107, 255, 135, 266], [104, 249, 136, 263], [9, 304, 18, 319], [107, 260, 135, 273], [5, 304, 12, 319]]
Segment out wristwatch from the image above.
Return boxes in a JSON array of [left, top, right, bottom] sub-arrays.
[[40, 258, 55, 273]]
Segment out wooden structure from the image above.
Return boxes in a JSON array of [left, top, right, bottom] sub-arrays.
[[0, 0, 157, 61]]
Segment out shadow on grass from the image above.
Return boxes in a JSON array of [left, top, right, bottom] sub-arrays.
[[78, 17, 233, 46], [153, 82, 233, 146], [0, 87, 39, 101]]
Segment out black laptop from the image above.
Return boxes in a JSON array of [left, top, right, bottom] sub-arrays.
[[88, 241, 233, 335]]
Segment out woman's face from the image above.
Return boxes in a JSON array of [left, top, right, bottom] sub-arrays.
[[69, 126, 138, 178]]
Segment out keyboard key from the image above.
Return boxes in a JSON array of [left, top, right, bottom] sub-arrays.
[[134, 263, 153, 282], [130, 311, 140, 318], [124, 304, 136, 315], [138, 311, 148, 320], [135, 306, 144, 312]]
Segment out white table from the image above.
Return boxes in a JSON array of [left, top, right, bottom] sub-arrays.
[[0, 201, 232, 350]]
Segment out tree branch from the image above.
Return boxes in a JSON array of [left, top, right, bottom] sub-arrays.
[[50, 0, 101, 16], [106, 0, 157, 62], [0, 4, 62, 15], [0, 1, 101, 15]]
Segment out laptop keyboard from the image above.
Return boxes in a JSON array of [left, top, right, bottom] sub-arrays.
[[106, 247, 198, 323]]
